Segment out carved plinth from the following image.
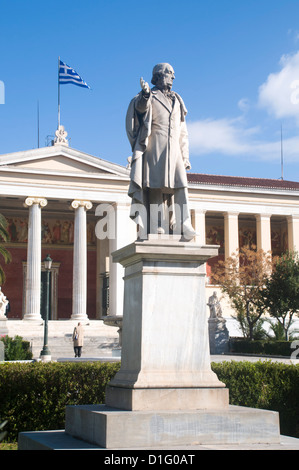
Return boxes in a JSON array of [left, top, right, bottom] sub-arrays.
[[105, 237, 228, 410]]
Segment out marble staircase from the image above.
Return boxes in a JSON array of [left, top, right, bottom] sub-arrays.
[[0, 319, 120, 360]]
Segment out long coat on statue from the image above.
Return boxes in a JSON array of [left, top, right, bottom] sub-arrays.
[[126, 87, 189, 210]]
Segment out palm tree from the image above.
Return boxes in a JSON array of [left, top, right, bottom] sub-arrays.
[[0, 214, 11, 284]]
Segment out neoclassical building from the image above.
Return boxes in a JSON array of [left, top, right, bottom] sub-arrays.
[[0, 136, 135, 325], [1, 132, 299, 343], [188, 172, 299, 278]]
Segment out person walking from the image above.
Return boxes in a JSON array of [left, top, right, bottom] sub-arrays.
[[72, 322, 84, 357]]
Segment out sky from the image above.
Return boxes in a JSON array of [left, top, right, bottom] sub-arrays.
[[2, 0, 299, 181]]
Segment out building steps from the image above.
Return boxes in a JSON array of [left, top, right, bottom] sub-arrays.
[[0, 319, 120, 360]]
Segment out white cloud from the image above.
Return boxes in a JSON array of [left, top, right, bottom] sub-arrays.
[[188, 117, 263, 157], [188, 50, 299, 165], [188, 117, 299, 162], [258, 51, 299, 121], [287, 29, 299, 44], [238, 98, 250, 113], [188, 118, 248, 155]]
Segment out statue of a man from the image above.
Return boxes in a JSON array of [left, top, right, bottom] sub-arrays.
[[126, 63, 196, 240], [0, 287, 8, 319], [207, 291, 223, 319]]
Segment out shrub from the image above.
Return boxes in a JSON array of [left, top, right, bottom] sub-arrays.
[[229, 338, 294, 356], [0, 361, 120, 441], [0, 335, 33, 361], [212, 360, 299, 438]]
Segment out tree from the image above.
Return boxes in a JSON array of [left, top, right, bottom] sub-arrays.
[[261, 251, 299, 340], [212, 246, 273, 341], [0, 214, 11, 285]]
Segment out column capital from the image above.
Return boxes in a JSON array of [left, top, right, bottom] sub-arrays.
[[24, 197, 47, 208], [223, 211, 239, 219], [255, 213, 272, 221], [71, 200, 93, 211], [193, 208, 207, 215], [287, 214, 299, 222]]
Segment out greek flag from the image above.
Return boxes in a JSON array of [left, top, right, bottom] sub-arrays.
[[59, 60, 90, 88]]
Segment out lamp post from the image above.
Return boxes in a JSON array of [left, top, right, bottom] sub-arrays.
[[40, 254, 52, 362]]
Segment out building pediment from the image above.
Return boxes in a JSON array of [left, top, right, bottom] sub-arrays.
[[0, 145, 129, 179]]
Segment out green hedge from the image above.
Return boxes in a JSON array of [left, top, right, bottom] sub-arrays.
[[212, 360, 299, 439], [0, 360, 298, 442], [229, 338, 294, 356], [0, 361, 121, 442]]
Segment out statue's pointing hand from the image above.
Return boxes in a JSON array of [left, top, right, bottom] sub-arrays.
[[185, 160, 191, 171], [140, 77, 150, 95]]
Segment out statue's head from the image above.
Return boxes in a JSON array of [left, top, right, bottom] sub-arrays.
[[151, 63, 175, 90]]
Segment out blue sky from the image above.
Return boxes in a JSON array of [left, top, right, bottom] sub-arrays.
[[2, 0, 299, 181]]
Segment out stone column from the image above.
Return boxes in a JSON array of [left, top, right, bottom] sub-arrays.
[[71, 200, 92, 320], [256, 214, 272, 253], [287, 215, 299, 252], [193, 209, 206, 245], [24, 197, 47, 321], [224, 212, 239, 259], [108, 202, 136, 317]]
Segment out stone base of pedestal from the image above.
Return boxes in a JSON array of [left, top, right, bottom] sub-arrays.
[[63, 404, 280, 449], [105, 385, 229, 411]]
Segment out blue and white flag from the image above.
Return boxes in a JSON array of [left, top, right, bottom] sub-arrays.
[[59, 60, 90, 88]]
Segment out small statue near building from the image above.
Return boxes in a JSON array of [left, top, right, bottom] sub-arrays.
[[207, 291, 223, 319], [207, 291, 229, 355], [0, 287, 8, 319]]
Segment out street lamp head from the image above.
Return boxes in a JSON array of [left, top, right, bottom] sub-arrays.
[[44, 254, 52, 270]]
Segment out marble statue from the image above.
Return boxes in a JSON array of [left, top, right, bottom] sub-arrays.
[[0, 287, 8, 319], [54, 125, 69, 146], [208, 291, 223, 319], [126, 63, 196, 240], [208, 291, 229, 354]]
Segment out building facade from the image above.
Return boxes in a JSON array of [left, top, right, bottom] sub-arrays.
[[0, 140, 136, 324], [1, 138, 299, 334]]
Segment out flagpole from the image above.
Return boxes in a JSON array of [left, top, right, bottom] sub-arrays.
[[37, 99, 40, 148], [58, 56, 60, 129]]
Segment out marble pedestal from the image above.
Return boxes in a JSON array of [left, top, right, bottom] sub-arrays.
[[105, 237, 228, 411]]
